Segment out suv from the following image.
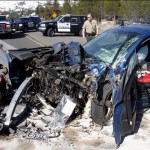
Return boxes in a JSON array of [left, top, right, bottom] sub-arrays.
[[0, 14, 12, 37], [38, 14, 87, 36], [13, 16, 41, 32]]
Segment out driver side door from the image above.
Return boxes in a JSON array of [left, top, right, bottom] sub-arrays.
[[113, 54, 139, 146], [57, 16, 70, 32]]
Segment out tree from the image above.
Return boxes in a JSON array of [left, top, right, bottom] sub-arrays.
[[15, 1, 26, 16], [60, 0, 72, 15], [72, 0, 103, 22], [103, 0, 121, 22], [118, 0, 150, 20], [51, 0, 60, 17]]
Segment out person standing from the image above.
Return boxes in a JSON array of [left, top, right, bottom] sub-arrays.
[[82, 13, 99, 42]]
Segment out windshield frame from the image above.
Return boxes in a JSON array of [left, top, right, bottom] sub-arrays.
[[54, 15, 63, 22]]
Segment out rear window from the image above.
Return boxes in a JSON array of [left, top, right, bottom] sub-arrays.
[[19, 18, 29, 22], [29, 17, 41, 22]]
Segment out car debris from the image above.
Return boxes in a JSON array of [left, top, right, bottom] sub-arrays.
[[1, 25, 150, 148]]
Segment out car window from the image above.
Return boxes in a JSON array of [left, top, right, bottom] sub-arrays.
[[19, 18, 29, 22], [81, 16, 87, 22], [137, 45, 148, 62], [83, 29, 141, 67], [62, 17, 70, 23], [71, 17, 80, 23], [0, 16, 6, 21]]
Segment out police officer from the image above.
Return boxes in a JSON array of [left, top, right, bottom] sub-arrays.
[[82, 13, 99, 42]]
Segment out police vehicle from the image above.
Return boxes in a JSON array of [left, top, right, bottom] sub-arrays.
[[13, 16, 41, 33], [38, 14, 87, 36]]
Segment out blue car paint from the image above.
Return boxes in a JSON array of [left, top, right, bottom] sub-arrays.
[[83, 25, 150, 146]]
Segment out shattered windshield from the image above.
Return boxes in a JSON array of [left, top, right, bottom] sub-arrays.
[[83, 29, 141, 67]]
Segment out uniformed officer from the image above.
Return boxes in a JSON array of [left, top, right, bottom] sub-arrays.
[[82, 13, 99, 42]]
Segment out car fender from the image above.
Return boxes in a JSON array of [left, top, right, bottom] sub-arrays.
[[46, 25, 55, 32]]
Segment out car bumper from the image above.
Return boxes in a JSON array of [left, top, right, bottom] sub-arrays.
[[38, 27, 46, 33], [17, 26, 25, 31], [12, 28, 16, 32], [0, 29, 12, 34]]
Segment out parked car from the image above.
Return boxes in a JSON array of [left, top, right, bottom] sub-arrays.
[[0, 14, 12, 37], [13, 16, 41, 32], [38, 14, 87, 36], [1, 25, 150, 147]]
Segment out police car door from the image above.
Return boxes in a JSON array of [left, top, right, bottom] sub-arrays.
[[57, 16, 70, 32], [113, 54, 139, 147]]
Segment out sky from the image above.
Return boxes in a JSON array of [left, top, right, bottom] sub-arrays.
[[0, 0, 64, 11]]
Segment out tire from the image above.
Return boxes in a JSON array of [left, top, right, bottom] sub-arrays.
[[91, 83, 113, 126], [43, 32, 47, 36], [47, 28, 55, 37], [23, 27, 28, 33], [6, 33, 12, 39]]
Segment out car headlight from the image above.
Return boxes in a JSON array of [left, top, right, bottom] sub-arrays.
[[19, 24, 23, 27], [6, 24, 11, 28], [40, 24, 46, 27]]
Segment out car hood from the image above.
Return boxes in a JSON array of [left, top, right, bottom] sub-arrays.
[[7, 46, 54, 61]]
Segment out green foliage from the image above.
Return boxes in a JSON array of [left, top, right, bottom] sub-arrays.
[[103, 0, 120, 20], [6, 0, 150, 22], [35, 0, 60, 20], [60, 0, 72, 15], [51, 0, 60, 14], [119, 0, 150, 20]]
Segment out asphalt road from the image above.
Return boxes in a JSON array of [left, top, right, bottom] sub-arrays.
[[0, 31, 87, 49]]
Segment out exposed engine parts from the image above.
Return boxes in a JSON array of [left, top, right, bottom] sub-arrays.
[[0, 41, 113, 141]]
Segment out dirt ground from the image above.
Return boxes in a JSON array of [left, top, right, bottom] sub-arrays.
[[0, 109, 150, 150]]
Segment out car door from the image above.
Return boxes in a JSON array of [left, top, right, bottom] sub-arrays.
[[113, 54, 139, 147], [70, 16, 80, 33], [57, 16, 70, 32]]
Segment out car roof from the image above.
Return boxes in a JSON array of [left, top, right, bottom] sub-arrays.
[[113, 24, 150, 35], [19, 17, 29, 19]]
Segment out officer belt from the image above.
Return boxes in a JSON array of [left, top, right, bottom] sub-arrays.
[[86, 33, 96, 36]]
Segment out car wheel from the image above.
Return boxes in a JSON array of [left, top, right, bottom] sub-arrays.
[[5, 33, 12, 39], [23, 27, 28, 33], [43, 32, 47, 36], [91, 83, 113, 126], [47, 28, 55, 37]]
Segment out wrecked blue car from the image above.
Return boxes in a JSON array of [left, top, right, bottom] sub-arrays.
[[0, 25, 150, 146]]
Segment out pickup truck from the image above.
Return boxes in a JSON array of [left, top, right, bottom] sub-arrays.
[[38, 14, 87, 36], [0, 14, 12, 38], [13, 16, 41, 32]]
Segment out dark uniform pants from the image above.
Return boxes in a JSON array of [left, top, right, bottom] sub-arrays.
[[86, 33, 96, 42]]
